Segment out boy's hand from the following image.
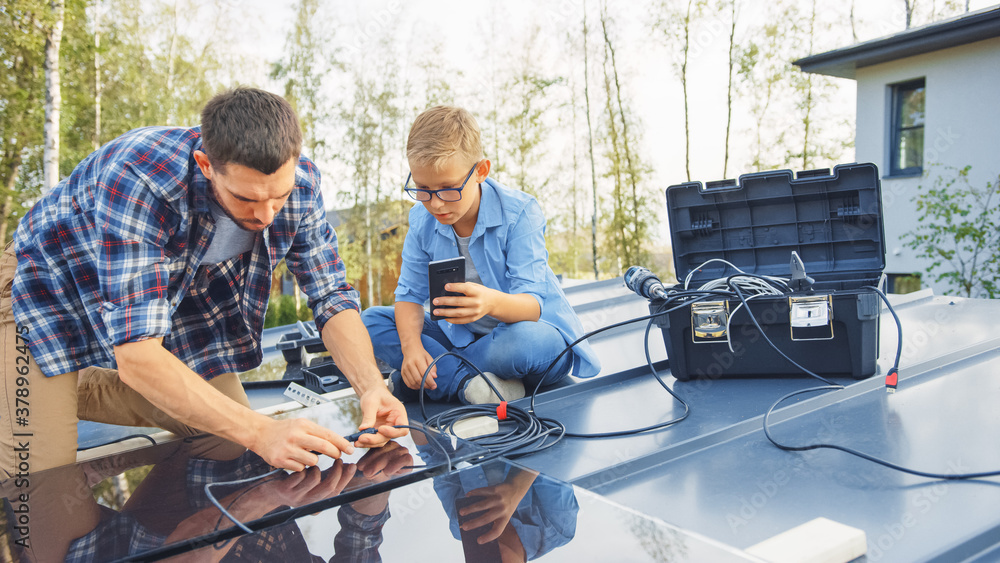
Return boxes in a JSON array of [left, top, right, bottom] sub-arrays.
[[401, 345, 438, 390], [432, 282, 498, 324]]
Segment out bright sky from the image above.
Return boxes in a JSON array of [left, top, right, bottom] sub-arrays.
[[226, 0, 997, 243]]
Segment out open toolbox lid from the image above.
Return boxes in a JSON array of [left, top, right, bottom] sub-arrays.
[[665, 163, 886, 291]]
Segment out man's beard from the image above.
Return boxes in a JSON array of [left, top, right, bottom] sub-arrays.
[[207, 181, 270, 232]]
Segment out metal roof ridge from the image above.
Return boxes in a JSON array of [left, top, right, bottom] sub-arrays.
[[794, 5, 1000, 79]]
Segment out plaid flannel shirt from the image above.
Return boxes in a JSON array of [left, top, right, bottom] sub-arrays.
[[11, 126, 358, 379]]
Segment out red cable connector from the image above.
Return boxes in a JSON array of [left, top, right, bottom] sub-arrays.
[[496, 401, 508, 421], [885, 368, 899, 393]]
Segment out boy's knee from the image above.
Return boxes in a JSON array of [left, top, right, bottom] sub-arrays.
[[502, 321, 563, 345], [361, 305, 394, 327]]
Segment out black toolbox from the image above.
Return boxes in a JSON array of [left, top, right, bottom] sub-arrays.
[[652, 163, 886, 381]]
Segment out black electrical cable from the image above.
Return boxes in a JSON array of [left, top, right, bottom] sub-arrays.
[[748, 282, 1000, 480], [561, 319, 689, 438], [417, 291, 726, 451], [418, 351, 567, 458], [529, 289, 729, 410], [77, 433, 157, 451], [726, 274, 839, 387]]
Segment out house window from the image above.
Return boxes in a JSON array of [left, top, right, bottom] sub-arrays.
[[889, 79, 925, 176]]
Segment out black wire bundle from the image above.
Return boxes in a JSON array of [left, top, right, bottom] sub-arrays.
[[419, 288, 733, 452], [727, 276, 1000, 480]]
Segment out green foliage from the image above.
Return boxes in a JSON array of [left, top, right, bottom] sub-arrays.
[[270, 0, 336, 159], [598, 7, 652, 275], [3, 0, 243, 246], [0, 0, 52, 245], [297, 302, 313, 322], [336, 41, 407, 309], [904, 165, 1000, 298], [276, 295, 299, 327], [263, 295, 279, 328], [91, 465, 153, 510], [496, 25, 562, 203]]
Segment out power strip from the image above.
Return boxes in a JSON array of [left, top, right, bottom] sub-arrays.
[[283, 382, 330, 407], [452, 416, 500, 439]]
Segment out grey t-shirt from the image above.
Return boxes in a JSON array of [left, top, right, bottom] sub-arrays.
[[456, 234, 501, 335], [202, 200, 257, 264]]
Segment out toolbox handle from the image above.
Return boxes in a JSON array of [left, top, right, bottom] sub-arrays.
[[699, 179, 740, 193]]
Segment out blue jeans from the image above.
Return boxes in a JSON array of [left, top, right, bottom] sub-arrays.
[[361, 306, 572, 402]]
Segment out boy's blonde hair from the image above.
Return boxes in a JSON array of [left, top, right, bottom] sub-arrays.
[[407, 106, 483, 170]]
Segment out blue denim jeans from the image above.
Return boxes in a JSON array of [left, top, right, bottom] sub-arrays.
[[361, 306, 572, 402]]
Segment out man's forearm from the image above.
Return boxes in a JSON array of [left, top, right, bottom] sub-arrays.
[[115, 339, 268, 448], [321, 309, 387, 397]]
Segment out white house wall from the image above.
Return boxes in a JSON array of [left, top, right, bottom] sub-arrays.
[[854, 36, 1000, 294]]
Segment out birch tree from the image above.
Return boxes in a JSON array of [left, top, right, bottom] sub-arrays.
[[652, 0, 703, 182], [42, 0, 64, 190], [582, 0, 600, 279], [722, 0, 737, 177], [599, 4, 652, 273], [497, 25, 561, 202], [0, 0, 47, 245]]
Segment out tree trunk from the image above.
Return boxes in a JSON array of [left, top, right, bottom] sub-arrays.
[[365, 199, 374, 308], [569, 57, 580, 275], [602, 10, 640, 261], [0, 158, 21, 248], [601, 16, 627, 271], [850, 0, 858, 43], [93, 0, 102, 150], [582, 0, 600, 280], [801, 0, 816, 170], [43, 0, 65, 191], [682, 0, 693, 182], [166, 0, 180, 124], [723, 0, 736, 177]]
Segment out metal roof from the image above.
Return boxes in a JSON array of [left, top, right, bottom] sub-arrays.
[[23, 279, 1000, 561], [794, 6, 1000, 78]]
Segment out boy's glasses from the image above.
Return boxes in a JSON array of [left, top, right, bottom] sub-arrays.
[[403, 163, 478, 202]]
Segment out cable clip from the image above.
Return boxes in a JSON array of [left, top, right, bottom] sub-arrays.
[[344, 428, 379, 443], [496, 401, 508, 421], [885, 368, 899, 393]]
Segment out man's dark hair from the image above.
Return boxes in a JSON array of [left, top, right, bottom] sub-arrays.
[[200, 87, 302, 175]]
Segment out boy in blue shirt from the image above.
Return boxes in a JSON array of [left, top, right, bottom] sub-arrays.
[[362, 106, 600, 404]]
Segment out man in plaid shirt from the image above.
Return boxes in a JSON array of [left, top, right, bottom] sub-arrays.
[[0, 87, 407, 488]]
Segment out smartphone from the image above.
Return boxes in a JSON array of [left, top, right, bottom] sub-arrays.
[[455, 495, 502, 562], [429, 257, 466, 321]]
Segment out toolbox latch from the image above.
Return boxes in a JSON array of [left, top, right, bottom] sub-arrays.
[[789, 294, 834, 341], [691, 301, 729, 343]]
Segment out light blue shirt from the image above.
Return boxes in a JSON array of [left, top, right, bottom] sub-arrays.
[[432, 463, 580, 561], [395, 178, 600, 377]]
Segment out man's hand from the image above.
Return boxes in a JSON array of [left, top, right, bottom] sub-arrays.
[[251, 417, 355, 472], [356, 386, 409, 448], [263, 460, 357, 508], [355, 441, 413, 484], [401, 344, 437, 390]]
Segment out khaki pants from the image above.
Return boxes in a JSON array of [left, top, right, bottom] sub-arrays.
[[0, 243, 248, 478]]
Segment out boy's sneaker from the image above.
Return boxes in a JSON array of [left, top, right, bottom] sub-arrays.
[[462, 372, 525, 404], [386, 370, 397, 394]]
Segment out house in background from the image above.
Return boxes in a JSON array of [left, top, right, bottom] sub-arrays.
[[795, 6, 1000, 294]]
